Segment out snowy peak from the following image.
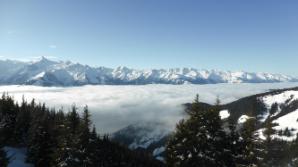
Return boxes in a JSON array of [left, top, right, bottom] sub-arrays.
[[30, 56, 58, 68], [0, 58, 297, 86]]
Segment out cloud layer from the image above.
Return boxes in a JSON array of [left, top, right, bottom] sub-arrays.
[[1, 83, 297, 133]]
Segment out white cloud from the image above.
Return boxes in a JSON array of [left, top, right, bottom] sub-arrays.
[[49, 45, 57, 49], [0, 83, 297, 134]]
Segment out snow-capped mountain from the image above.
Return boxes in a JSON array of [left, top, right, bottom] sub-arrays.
[[112, 87, 298, 159], [0, 57, 297, 86]]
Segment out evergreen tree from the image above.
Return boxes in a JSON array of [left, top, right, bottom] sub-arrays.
[[0, 93, 17, 144], [166, 95, 234, 167], [79, 106, 91, 149], [239, 117, 259, 166], [261, 118, 276, 166], [0, 94, 164, 167], [289, 134, 298, 166], [15, 98, 31, 144], [87, 126, 100, 166], [27, 111, 56, 167], [68, 105, 80, 135], [78, 105, 92, 166], [56, 105, 82, 167], [227, 118, 244, 166]]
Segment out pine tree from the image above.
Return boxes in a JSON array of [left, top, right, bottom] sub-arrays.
[[261, 118, 276, 166], [289, 134, 298, 166], [0, 93, 17, 144], [227, 118, 244, 166], [68, 105, 80, 135], [166, 95, 234, 167], [15, 98, 31, 144], [78, 105, 92, 166], [87, 126, 100, 166], [27, 111, 56, 167], [0, 94, 164, 167], [239, 117, 259, 166], [56, 105, 82, 167], [80, 106, 91, 148]]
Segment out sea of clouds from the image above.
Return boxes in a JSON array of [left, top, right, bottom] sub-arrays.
[[0, 83, 297, 134]]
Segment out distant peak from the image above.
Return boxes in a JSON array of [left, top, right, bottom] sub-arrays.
[[40, 56, 51, 62], [115, 66, 130, 71], [32, 56, 58, 65]]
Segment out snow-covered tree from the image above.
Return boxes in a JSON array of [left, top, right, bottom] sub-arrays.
[[239, 117, 259, 166], [166, 95, 234, 167]]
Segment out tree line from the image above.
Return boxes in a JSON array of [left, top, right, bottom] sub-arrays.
[[0, 93, 163, 167], [1, 92, 298, 167], [166, 95, 298, 167]]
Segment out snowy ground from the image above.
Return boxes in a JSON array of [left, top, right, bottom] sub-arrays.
[[219, 110, 230, 119], [0, 82, 297, 133], [4, 147, 33, 167], [257, 90, 298, 141]]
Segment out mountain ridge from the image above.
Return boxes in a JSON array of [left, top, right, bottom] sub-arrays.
[[0, 57, 297, 86], [112, 86, 298, 159]]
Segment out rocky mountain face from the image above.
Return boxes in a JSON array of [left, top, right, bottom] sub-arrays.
[[0, 57, 297, 86], [112, 87, 298, 160]]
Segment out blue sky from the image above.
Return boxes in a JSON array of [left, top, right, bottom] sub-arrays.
[[1, 0, 298, 75]]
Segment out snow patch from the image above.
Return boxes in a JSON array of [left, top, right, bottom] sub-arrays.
[[153, 147, 166, 157], [259, 90, 298, 122], [31, 71, 45, 80], [256, 109, 298, 141], [156, 156, 165, 162], [238, 115, 253, 124], [262, 91, 298, 107], [272, 109, 298, 141], [4, 147, 33, 167], [219, 110, 230, 119]]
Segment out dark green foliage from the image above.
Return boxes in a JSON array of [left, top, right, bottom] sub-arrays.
[[27, 118, 56, 167], [166, 95, 235, 167], [14, 97, 32, 145], [226, 118, 244, 166], [0, 93, 163, 167], [0, 93, 17, 145], [260, 119, 277, 166], [289, 135, 298, 166], [269, 103, 279, 115], [3, 88, 298, 167], [239, 118, 259, 166]]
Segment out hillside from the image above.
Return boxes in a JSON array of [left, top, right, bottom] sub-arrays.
[[113, 87, 298, 160]]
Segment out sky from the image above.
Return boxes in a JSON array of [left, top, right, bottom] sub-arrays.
[[0, 0, 298, 76]]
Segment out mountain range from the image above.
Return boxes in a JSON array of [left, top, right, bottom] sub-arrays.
[[0, 57, 297, 86], [112, 87, 298, 160]]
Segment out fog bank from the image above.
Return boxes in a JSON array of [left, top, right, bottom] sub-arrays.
[[0, 82, 297, 133]]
